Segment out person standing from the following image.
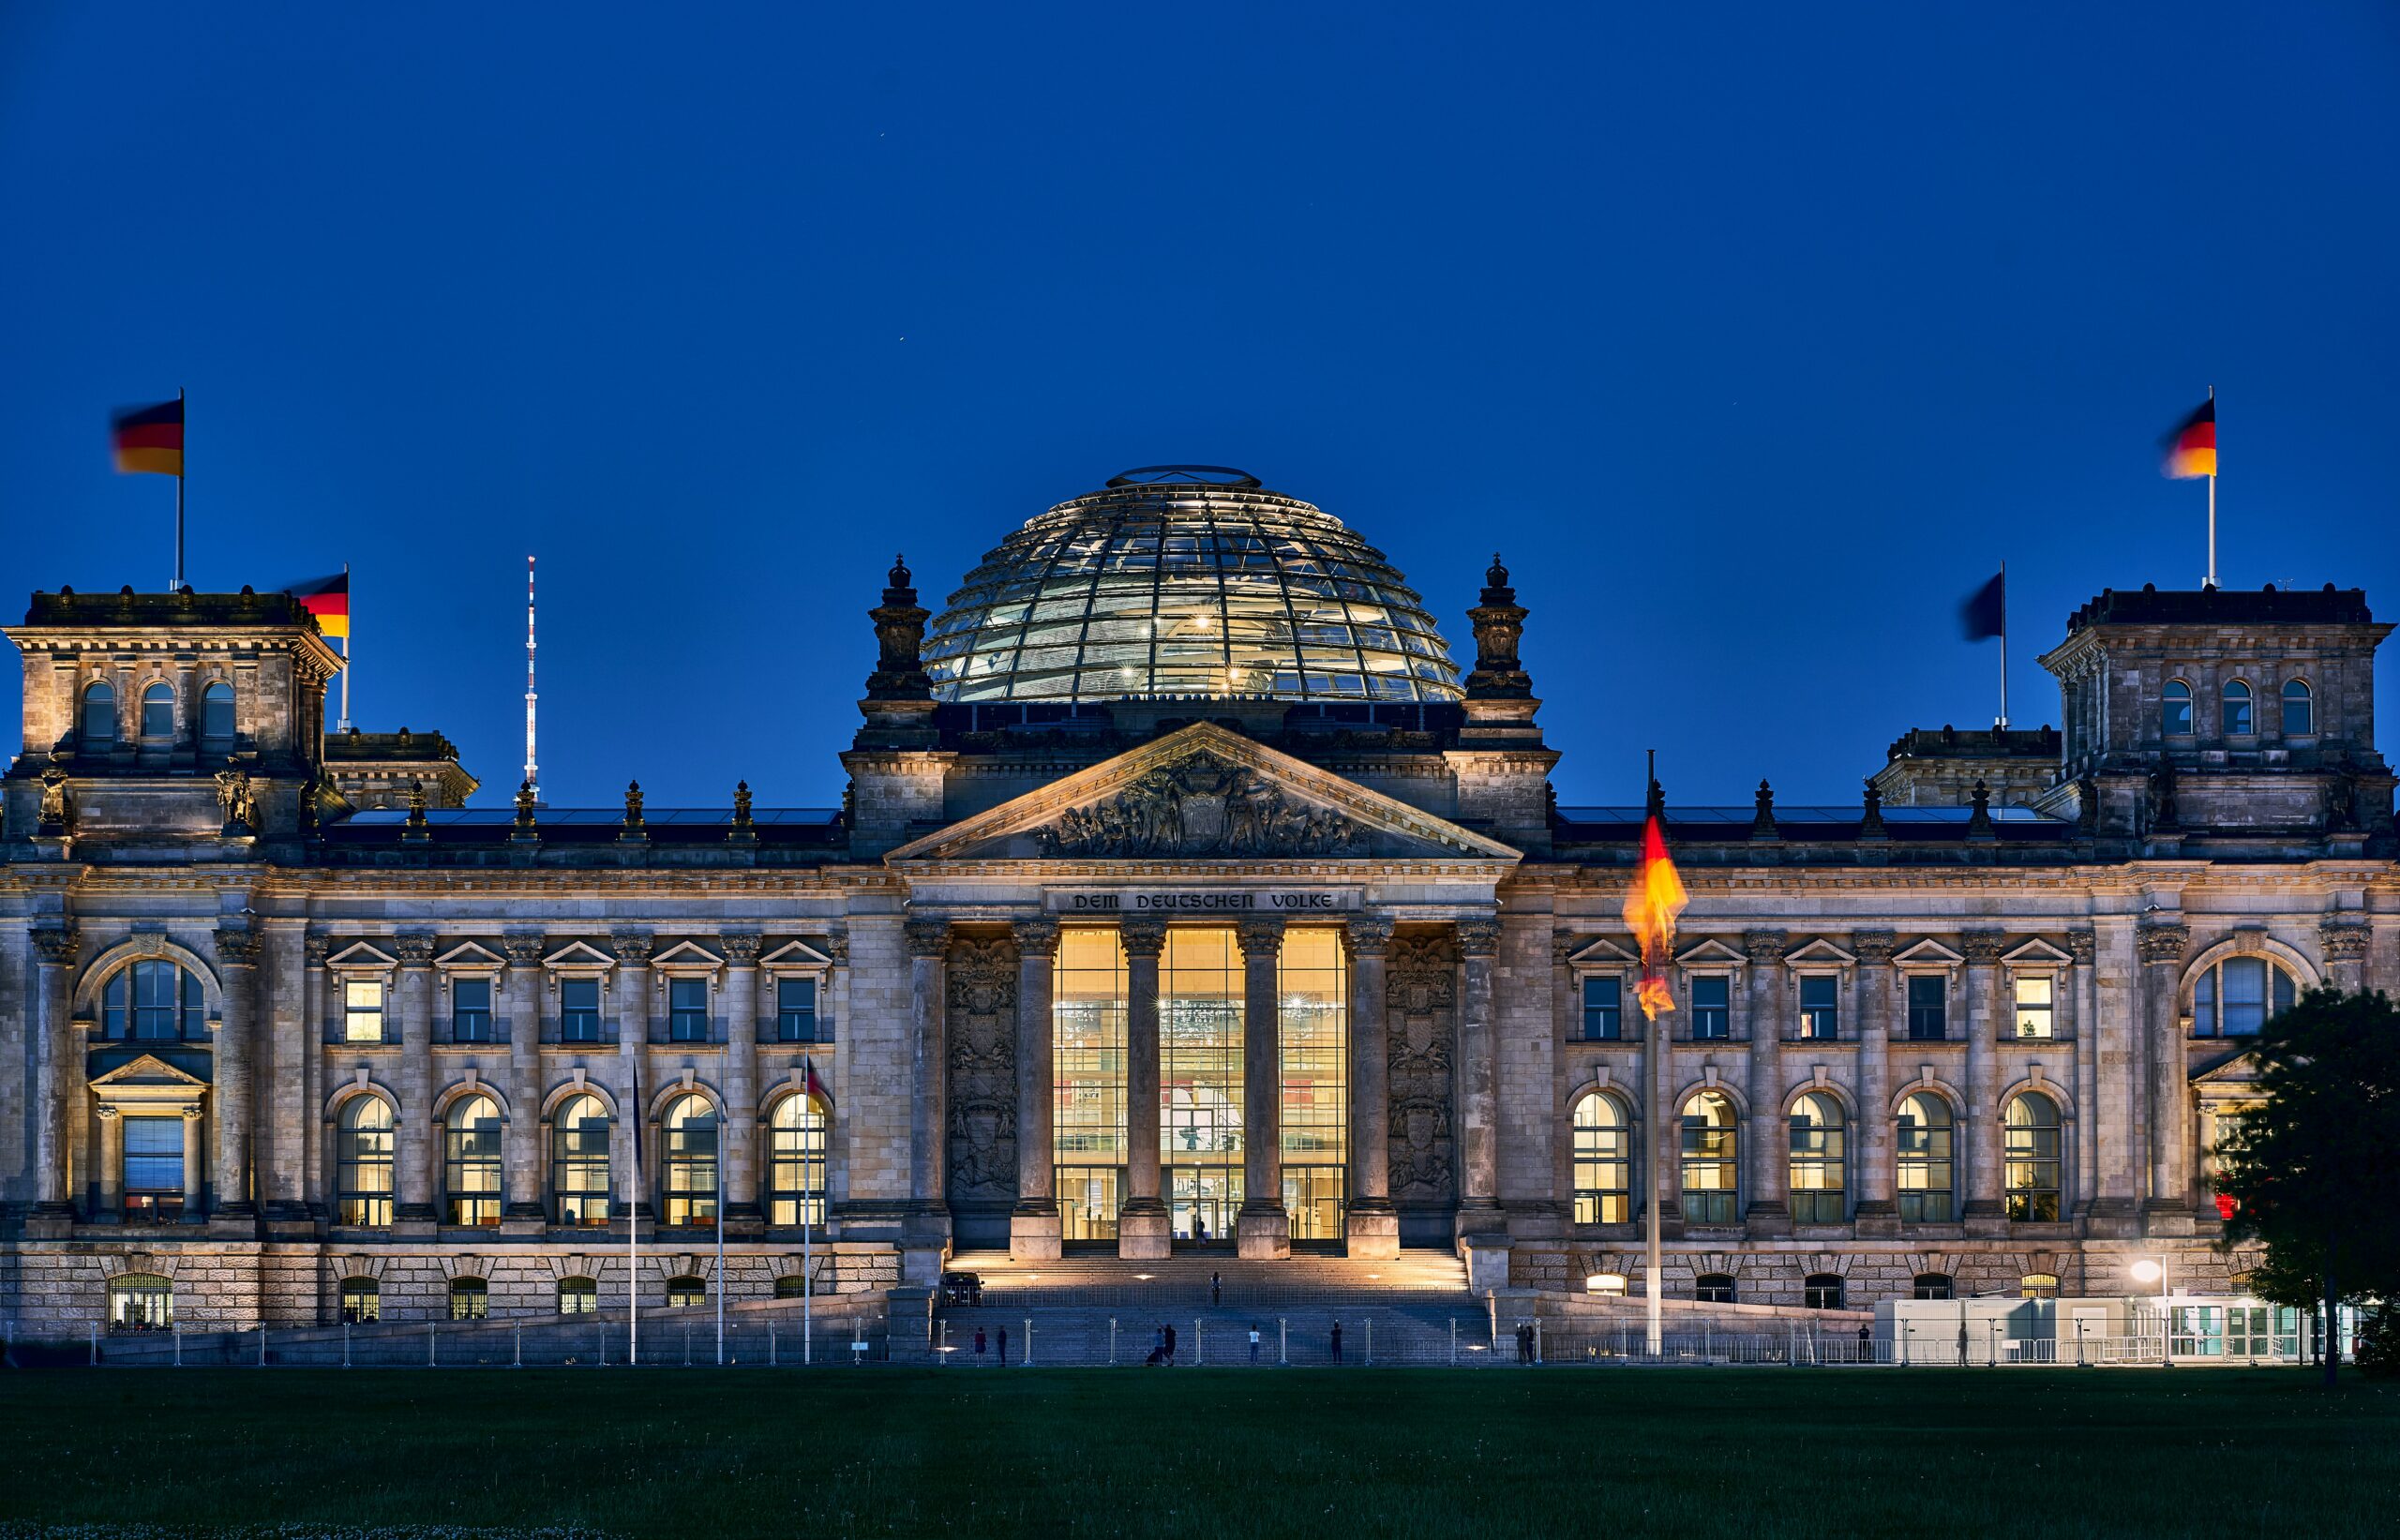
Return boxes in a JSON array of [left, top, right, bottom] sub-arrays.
[[975, 1326, 987, 1363], [1164, 1322, 1178, 1366], [998, 1325, 1009, 1367], [1211, 1270, 1222, 1308], [1330, 1320, 1343, 1364], [1249, 1323, 1262, 1364]]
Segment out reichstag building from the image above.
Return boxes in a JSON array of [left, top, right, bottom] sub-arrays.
[[3, 465, 2391, 1333]]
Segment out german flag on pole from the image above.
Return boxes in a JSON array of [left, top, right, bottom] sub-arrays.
[[1621, 812, 1688, 1019], [2164, 397, 2216, 479], [286, 573, 350, 639], [112, 398, 184, 476]]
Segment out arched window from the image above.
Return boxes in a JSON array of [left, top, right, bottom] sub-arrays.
[[443, 1094, 502, 1226], [108, 1273, 172, 1332], [448, 1277, 489, 1320], [200, 681, 235, 750], [1693, 1273, 1736, 1304], [101, 960, 205, 1041], [2282, 679, 2313, 736], [1570, 1092, 1631, 1224], [1912, 1272, 1954, 1301], [1803, 1273, 1845, 1310], [340, 1278, 381, 1323], [337, 1097, 394, 1227], [662, 1094, 718, 1226], [140, 681, 175, 739], [2162, 679, 2193, 736], [774, 1274, 811, 1300], [1679, 1090, 1739, 1226], [2020, 1272, 2061, 1300], [82, 680, 117, 748], [665, 1275, 706, 1308], [1788, 1092, 1845, 1224], [2193, 956, 2299, 1038], [1896, 1093, 1955, 1223], [558, 1277, 598, 1315], [2003, 1093, 2062, 1221], [2223, 679, 2253, 735], [551, 1094, 610, 1227], [768, 1095, 827, 1228]]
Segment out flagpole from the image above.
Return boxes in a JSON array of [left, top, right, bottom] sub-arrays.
[[715, 1120, 726, 1366], [338, 562, 352, 732], [2205, 384, 2217, 589], [628, 1055, 640, 1368], [1643, 748, 1663, 1358], [1998, 559, 2009, 730], [173, 387, 186, 591]]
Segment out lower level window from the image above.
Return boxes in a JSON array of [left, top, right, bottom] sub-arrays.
[[449, 1278, 489, 1320], [774, 1274, 811, 1299], [1912, 1272, 1954, 1301], [559, 1277, 598, 1315], [666, 1276, 706, 1308], [109, 1273, 173, 1332], [1693, 1273, 1737, 1305], [340, 1278, 381, 1323], [1803, 1273, 1844, 1310], [2020, 1273, 2061, 1301]]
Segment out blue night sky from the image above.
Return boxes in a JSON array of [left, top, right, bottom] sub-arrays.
[[3, 4, 2394, 810]]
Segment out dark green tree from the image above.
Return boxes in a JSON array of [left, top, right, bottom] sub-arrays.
[[2215, 987, 2400, 1385]]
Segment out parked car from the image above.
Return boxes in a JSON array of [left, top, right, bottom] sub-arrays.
[[939, 1271, 983, 1307]]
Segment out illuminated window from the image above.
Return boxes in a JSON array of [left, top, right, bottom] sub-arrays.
[[2003, 1093, 2062, 1221], [666, 1276, 706, 1308], [2282, 679, 2313, 735], [1912, 1272, 1954, 1301], [1803, 1274, 1845, 1310], [1571, 1092, 1631, 1224], [774, 1274, 810, 1300], [551, 1094, 610, 1227], [140, 681, 175, 738], [775, 976, 818, 1041], [1680, 1090, 1739, 1225], [2193, 957, 2297, 1038], [82, 681, 116, 748], [668, 978, 710, 1042], [1280, 928, 1348, 1242], [662, 1094, 718, 1226], [338, 1097, 394, 1227], [768, 1094, 828, 1228], [108, 1273, 172, 1332], [1906, 974, 1947, 1040], [1581, 976, 1622, 1041], [340, 1278, 381, 1323], [344, 978, 385, 1043], [2012, 975, 2053, 1039], [103, 961, 204, 1041], [1690, 976, 1731, 1040], [122, 1116, 184, 1220], [1797, 976, 1838, 1039], [2020, 1272, 2061, 1300], [200, 681, 234, 751], [1896, 1093, 1954, 1223], [2162, 679, 2193, 736], [1693, 1273, 1736, 1304], [1054, 926, 1128, 1242], [443, 1094, 503, 1226], [449, 1277, 488, 1320], [559, 1277, 598, 1314], [1162, 927, 1242, 1245], [1788, 1093, 1845, 1224], [450, 977, 492, 1042], [2223, 679, 2253, 735]]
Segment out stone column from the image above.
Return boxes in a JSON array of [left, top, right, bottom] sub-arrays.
[[901, 918, 951, 1248], [1651, 961, 1682, 1234], [1118, 919, 1170, 1259], [2320, 918, 2371, 994], [1343, 916, 1399, 1259], [1235, 915, 1290, 1260], [301, 935, 331, 1213], [500, 935, 547, 1224], [2138, 921, 2195, 1234], [97, 1104, 124, 1218], [392, 934, 437, 1226], [612, 934, 652, 1221], [213, 925, 264, 1221], [2067, 930, 2098, 1219], [262, 925, 308, 1226], [722, 934, 764, 1227], [1010, 918, 1062, 1261], [1741, 929, 1789, 1236], [1959, 932, 2005, 1235], [29, 925, 79, 1218], [180, 1103, 205, 1218], [1852, 932, 1898, 1236], [1454, 917, 1506, 1242]]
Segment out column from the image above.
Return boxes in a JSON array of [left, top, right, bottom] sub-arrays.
[[1343, 916, 1399, 1259], [722, 934, 764, 1226], [500, 935, 547, 1223], [392, 934, 437, 1226], [262, 925, 308, 1223], [1960, 932, 2005, 1235], [1851, 931, 1898, 1236], [901, 918, 951, 1244], [612, 934, 652, 1220], [97, 1105, 124, 1218], [2138, 921, 2195, 1233], [301, 935, 331, 1214], [2320, 918, 2370, 994], [214, 925, 263, 1220], [29, 924, 78, 1218], [1009, 918, 1062, 1261], [2087, 916, 2142, 1235], [2067, 930, 2098, 1220], [180, 1103, 205, 1218], [1455, 917, 1505, 1240], [1741, 929, 1789, 1236], [1236, 915, 1290, 1260], [1117, 918, 1169, 1260], [1651, 961, 1682, 1233]]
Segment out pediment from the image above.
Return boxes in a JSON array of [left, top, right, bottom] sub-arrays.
[[435, 941, 506, 971], [887, 723, 1521, 864], [1785, 938, 1857, 967], [1895, 939, 1966, 969], [91, 1054, 207, 1090], [651, 939, 726, 973], [2194, 1052, 2265, 1089], [761, 940, 833, 972], [1568, 937, 1640, 967], [327, 941, 398, 972], [2002, 937, 2075, 967], [1676, 938, 1748, 967], [543, 940, 617, 971]]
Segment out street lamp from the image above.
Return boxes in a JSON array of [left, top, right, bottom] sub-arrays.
[[2130, 1258, 2169, 1365]]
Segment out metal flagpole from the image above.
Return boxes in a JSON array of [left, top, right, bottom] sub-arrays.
[[628, 1055, 641, 1367], [2206, 385, 2217, 588], [338, 562, 352, 731], [1997, 560, 2009, 729], [1643, 749, 1663, 1357], [174, 387, 186, 591], [714, 1118, 726, 1366]]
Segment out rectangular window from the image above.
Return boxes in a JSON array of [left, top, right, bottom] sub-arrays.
[[776, 976, 818, 1042], [451, 977, 493, 1042], [1906, 975, 1947, 1040], [668, 978, 710, 1042], [1280, 929, 1349, 1242], [344, 979, 385, 1044], [1690, 976, 1731, 1039], [561, 977, 600, 1042], [1582, 976, 1623, 1041], [123, 1116, 184, 1219], [1053, 927, 1128, 1244], [2013, 976, 2053, 1039], [1798, 976, 1838, 1039]]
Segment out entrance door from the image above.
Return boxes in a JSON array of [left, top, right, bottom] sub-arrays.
[[1170, 1166, 1241, 1245], [1056, 1165, 1121, 1243], [1282, 1165, 1345, 1242]]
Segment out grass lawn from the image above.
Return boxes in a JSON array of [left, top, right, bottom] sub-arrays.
[[0, 1367, 2392, 1539]]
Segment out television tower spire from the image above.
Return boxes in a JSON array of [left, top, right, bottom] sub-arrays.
[[523, 555, 540, 804]]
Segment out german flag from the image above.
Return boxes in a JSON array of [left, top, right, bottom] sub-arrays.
[[286, 572, 350, 640], [1620, 812, 1688, 1019], [112, 397, 184, 476], [2164, 397, 2216, 479]]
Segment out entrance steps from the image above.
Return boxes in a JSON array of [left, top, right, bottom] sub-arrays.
[[942, 1247, 1469, 1308], [929, 1300, 1497, 1368]]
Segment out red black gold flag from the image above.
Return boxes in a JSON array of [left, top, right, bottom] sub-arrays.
[[2164, 397, 2216, 479], [285, 572, 350, 639], [1621, 813, 1688, 1019], [112, 398, 184, 476]]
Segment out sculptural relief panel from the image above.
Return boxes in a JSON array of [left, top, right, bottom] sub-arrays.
[[1386, 931, 1458, 1217], [944, 936, 1020, 1206]]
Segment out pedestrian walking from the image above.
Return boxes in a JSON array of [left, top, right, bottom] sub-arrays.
[[998, 1325, 1009, 1366], [1330, 1320, 1343, 1364], [975, 1327, 987, 1362], [1210, 1270, 1222, 1307], [1164, 1322, 1178, 1366], [1517, 1323, 1533, 1364], [1857, 1323, 1871, 1361], [1249, 1323, 1262, 1363]]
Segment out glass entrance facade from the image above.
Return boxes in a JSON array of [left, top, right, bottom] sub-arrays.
[[1163, 927, 1243, 1243], [1053, 927, 1129, 1241], [1279, 928, 1348, 1240]]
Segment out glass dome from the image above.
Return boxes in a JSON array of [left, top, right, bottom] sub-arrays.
[[922, 468, 1464, 704]]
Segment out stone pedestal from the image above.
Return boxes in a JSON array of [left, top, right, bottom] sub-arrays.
[[1009, 1204, 1063, 1261], [1342, 1203, 1401, 1259], [1118, 1203, 1171, 1260], [1236, 1205, 1290, 1261], [2142, 1198, 2197, 1237], [1459, 1236, 1512, 1293]]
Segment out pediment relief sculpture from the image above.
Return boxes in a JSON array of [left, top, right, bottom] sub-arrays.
[[1031, 751, 1363, 859]]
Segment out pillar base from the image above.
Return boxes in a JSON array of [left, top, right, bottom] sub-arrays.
[[1343, 1204, 1401, 1260], [1743, 1201, 1792, 1239], [2141, 1199, 2197, 1237], [2081, 1197, 2142, 1238], [1458, 1236, 1512, 1292], [1009, 1203, 1063, 1261], [1962, 1199, 2009, 1239], [1118, 1202, 1171, 1260], [1852, 1199, 1900, 1239], [1236, 1204, 1290, 1261]]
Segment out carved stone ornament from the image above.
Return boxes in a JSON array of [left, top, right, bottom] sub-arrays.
[[30, 925, 80, 967], [394, 934, 438, 968], [1387, 933, 1458, 1014], [1960, 933, 2007, 965], [1031, 750, 1364, 859], [903, 918, 952, 959], [1385, 932, 1459, 1201], [304, 935, 334, 967], [214, 768, 258, 833], [1742, 929, 1787, 964], [37, 766, 72, 833], [215, 926, 263, 969], [1118, 917, 1168, 960], [1456, 918, 1502, 958], [947, 936, 1019, 1015], [501, 934, 547, 965], [1011, 917, 1062, 958], [731, 781, 754, 830], [719, 933, 765, 966], [1346, 915, 1396, 958], [825, 933, 850, 967], [1852, 930, 1898, 964], [610, 933, 654, 966], [1236, 914, 1287, 958], [2318, 919, 2371, 964], [945, 935, 1019, 1201], [2065, 930, 2097, 964], [2136, 923, 2190, 965]]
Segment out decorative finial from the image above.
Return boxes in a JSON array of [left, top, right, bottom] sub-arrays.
[[1486, 552, 1508, 589], [400, 779, 431, 842], [1966, 778, 1996, 840], [889, 553, 911, 590], [515, 778, 537, 830], [1750, 778, 1778, 840], [732, 779, 754, 829], [623, 779, 645, 829], [1860, 776, 1887, 839]]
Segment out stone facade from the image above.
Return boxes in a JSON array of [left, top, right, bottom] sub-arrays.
[[2, 475, 2392, 1336]]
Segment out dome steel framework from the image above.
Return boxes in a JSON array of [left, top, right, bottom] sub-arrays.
[[922, 471, 1465, 704]]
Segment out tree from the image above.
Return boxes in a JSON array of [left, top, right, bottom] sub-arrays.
[[2215, 987, 2400, 1385]]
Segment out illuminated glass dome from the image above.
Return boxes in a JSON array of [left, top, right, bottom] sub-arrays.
[[922, 468, 1465, 704]]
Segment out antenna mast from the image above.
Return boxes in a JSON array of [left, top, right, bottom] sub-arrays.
[[524, 556, 540, 803]]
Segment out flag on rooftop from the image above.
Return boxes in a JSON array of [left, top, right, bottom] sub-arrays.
[[111, 397, 184, 476], [1960, 569, 2005, 642], [2164, 397, 2216, 479], [1621, 812, 1687, 1019], [285, 572, 350, 639]]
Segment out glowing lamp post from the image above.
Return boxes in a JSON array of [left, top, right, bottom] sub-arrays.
[[2129, 1259, 2170, 1366]]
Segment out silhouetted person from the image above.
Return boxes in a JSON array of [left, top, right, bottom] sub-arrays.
[[975, 1326, 987, 1362], [1330, 1320, 1343, 1363], [1211, 1270, 1222, 1307], [1164, 1322, 1178, 1366], [1249, 1323, 1262, 1363], [998, 1325, 1009, 1366]]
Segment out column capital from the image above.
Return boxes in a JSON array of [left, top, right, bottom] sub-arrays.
[[1456, 917, 1502, 958], [215, 926, 264, 969], [304, 934, 334, 968], [500, 934, 547, 966], [719, 932, 765, 966], [2136, 922, 2190, 964], [180, 1103, 204, 1121], [1741, 928, 1786, 964], [2064, 929, 2097, 964], [1118, 917, 1167, 959], [2318, 917, 2371, 964], [903, 917, 952, 958], [1960, 932, 2007, 965], [1011, 917, 1062, 958], [1236, 914, 1286, 958], [392, 934, 438, 968], [826, 932, 851, 967], [30, 924, 80, 968], [609, 932, 654, 966], [1851, 930, 1898, 964], [1345, 915, 1396, 958], [95, 1102, 121, 1121]]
